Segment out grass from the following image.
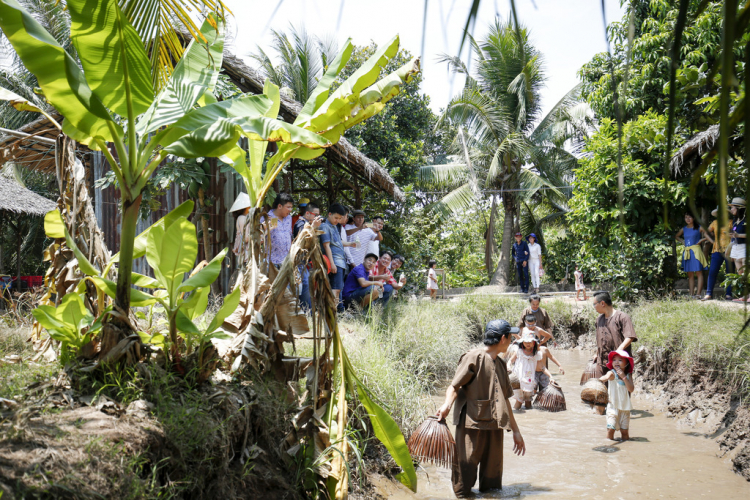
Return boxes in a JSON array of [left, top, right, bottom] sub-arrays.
[[0, 325, 58, 400], [627, 299, 750, 397]]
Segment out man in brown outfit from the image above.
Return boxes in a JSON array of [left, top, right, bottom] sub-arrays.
[[437, 320, 526, 497], [591, 291, 637, 413], [518, 294, 553, 339]]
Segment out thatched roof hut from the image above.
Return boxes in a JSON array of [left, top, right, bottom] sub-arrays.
[[670, 124, 719, 173], [0, 175, 56, 216]]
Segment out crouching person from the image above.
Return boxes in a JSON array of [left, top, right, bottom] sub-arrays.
[[342, 253, 384, 309], [436, 320, 526, 498]]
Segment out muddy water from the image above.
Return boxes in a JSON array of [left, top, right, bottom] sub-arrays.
[[377, 350, 749, 499]]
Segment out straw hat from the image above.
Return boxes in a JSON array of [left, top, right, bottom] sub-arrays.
[[729, 197, 746, 207], [606, 349, 635, 373], [519, 332, 539, 344], [229, 192, 251, 213]]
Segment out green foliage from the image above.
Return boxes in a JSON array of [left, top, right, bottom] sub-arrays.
[[559, 113, 687, 299], [31, 293, 104, 364], [394, 202, 501, 289]]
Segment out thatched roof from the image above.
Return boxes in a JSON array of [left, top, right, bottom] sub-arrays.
[[671, 124, 719, 173], [0, 175, 56, 216], [222, 54, 405, 202], [0, 112, 61, 174], [0, 53, 405, 202]]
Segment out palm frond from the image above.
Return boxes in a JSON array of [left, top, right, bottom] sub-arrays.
[[119, 0, 230, 92], [419, 163, 469, 189], [427, 183, 476, 220]]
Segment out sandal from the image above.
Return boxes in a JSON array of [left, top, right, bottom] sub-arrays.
[[701, 295, 712, 301], [725, 295, 733, 301]]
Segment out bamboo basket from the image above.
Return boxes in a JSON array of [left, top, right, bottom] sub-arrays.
[[508, 371, 520, 390], [407, 416, 456, 469], [533, 381, 566, 412], [580, 379, 609, 405], [580, 360, 597, 385]]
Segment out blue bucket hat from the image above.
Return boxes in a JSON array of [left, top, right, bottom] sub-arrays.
[[527, 233, 537, 241]]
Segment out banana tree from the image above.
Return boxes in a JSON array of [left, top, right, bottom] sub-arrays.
[[0, 0, 330, 353]]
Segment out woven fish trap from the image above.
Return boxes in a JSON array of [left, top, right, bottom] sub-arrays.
[[508, 371, 520, 390], [580, 379, 609, 405], [580, 360, 597, 385], [407, 416, 456, 469], [533, 381, 566, 412]]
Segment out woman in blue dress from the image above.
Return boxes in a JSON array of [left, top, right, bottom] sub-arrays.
[[676, 213, 709, 298]]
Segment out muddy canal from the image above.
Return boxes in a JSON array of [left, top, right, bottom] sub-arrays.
[[374, 350, 749, 499]]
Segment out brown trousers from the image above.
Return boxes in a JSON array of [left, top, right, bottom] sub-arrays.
[[451, 420, 505, 497]]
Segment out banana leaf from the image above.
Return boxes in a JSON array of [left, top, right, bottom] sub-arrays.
[[0, 0, 119, 144], [67, 0, 154, 117]]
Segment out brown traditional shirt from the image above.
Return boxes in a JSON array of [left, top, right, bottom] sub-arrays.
[[595, 310, 637, 368], [451, 348, 513, 430], [518, 306, 553, 332]]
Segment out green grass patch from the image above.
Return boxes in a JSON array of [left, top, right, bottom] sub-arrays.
[[0, 326, 57, 399], [628, 299, 750, 396]]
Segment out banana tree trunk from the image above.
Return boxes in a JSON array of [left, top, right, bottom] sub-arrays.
[[490, 194, 516, 286], [197, 188, 219, 295]]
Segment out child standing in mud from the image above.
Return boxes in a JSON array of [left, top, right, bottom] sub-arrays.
[[599, 350, 635, 440], [535, 341, 564, 391], [508, 333, 542, 409]]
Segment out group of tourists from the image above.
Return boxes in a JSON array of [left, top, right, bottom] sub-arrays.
[[231, 193, 408, 312], [678, 197, 746, 301], [437, 291, 636, 498]]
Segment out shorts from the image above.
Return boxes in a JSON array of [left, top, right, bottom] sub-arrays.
[[731, 243, 746, 260], [513, 389, 534, 402], [328, 266, 346, 291], [535, 371, 550, 391], [606, 407, 630, 430]]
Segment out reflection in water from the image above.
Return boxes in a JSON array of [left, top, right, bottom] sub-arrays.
[[378, 350, 750, 499]]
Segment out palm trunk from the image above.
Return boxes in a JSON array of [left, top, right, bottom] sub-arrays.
[[197, 188, 219, 295], [490, 194, 516, 286]]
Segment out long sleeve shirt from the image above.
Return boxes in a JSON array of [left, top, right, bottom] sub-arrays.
[[512, 241, 530, 263]]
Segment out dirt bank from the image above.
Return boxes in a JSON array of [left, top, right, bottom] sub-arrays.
[[636, 345, 750, 481], [0, 364, 302, 499]]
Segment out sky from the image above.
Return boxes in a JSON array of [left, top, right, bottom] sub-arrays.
[[222, 0, 627, 118]]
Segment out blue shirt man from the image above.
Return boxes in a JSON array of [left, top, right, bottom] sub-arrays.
[[511, 232, 530, 294]]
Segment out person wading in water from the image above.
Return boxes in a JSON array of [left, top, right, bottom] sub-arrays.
[[591, 291, 637, 413], [436, 320, 526, 497]]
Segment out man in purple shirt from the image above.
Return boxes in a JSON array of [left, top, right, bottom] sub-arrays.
[[342, 253, 384, 309], [266, 193, 294, 268]]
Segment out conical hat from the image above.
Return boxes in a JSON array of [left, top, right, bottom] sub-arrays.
[[229, 192, 251, 213]]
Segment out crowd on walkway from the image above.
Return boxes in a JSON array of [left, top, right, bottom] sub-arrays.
[[437, 291, 636, 498], [677, 198, 746, 302], [231, 193, 412, 313]]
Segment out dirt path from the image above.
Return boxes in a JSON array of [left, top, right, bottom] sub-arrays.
[[373, 350, 750, 499]]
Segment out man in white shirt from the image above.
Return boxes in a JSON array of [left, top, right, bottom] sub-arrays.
[[345, 210, 383, 269]]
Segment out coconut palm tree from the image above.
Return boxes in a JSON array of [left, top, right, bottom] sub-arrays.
[[420, 17, 594, 285], [251, 25, 339, 104]]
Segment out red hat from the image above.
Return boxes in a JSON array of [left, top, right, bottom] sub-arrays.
[[606, 350, 634, 373]]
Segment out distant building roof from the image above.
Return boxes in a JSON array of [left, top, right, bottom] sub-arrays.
[[0, 174, 56, 216]]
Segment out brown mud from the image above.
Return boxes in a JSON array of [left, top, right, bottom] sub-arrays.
[[636, 345, 750, 481], [373, 350, 750, 499]]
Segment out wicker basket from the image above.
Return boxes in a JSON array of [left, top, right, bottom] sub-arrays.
[[407, 416, 456, 469], [533, 381, 566, 412], [580, 360, 597, 385], [580, 379, 609, 405], [508, 371, 520, 390]]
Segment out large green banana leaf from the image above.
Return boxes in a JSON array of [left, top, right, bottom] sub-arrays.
[[146, 217, 198, 302], [0, 0, 119, 144], [136, 13, 225, 136], [295, 38, 354, 124], [67, 0, 154, 118]]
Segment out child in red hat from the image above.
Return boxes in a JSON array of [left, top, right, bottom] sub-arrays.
[[599, 350, 635, 441]]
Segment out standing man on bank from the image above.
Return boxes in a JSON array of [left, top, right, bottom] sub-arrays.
[[592, 291, 637, 380], [436, 320, 526, 497], [512, 232, 530, 294]]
